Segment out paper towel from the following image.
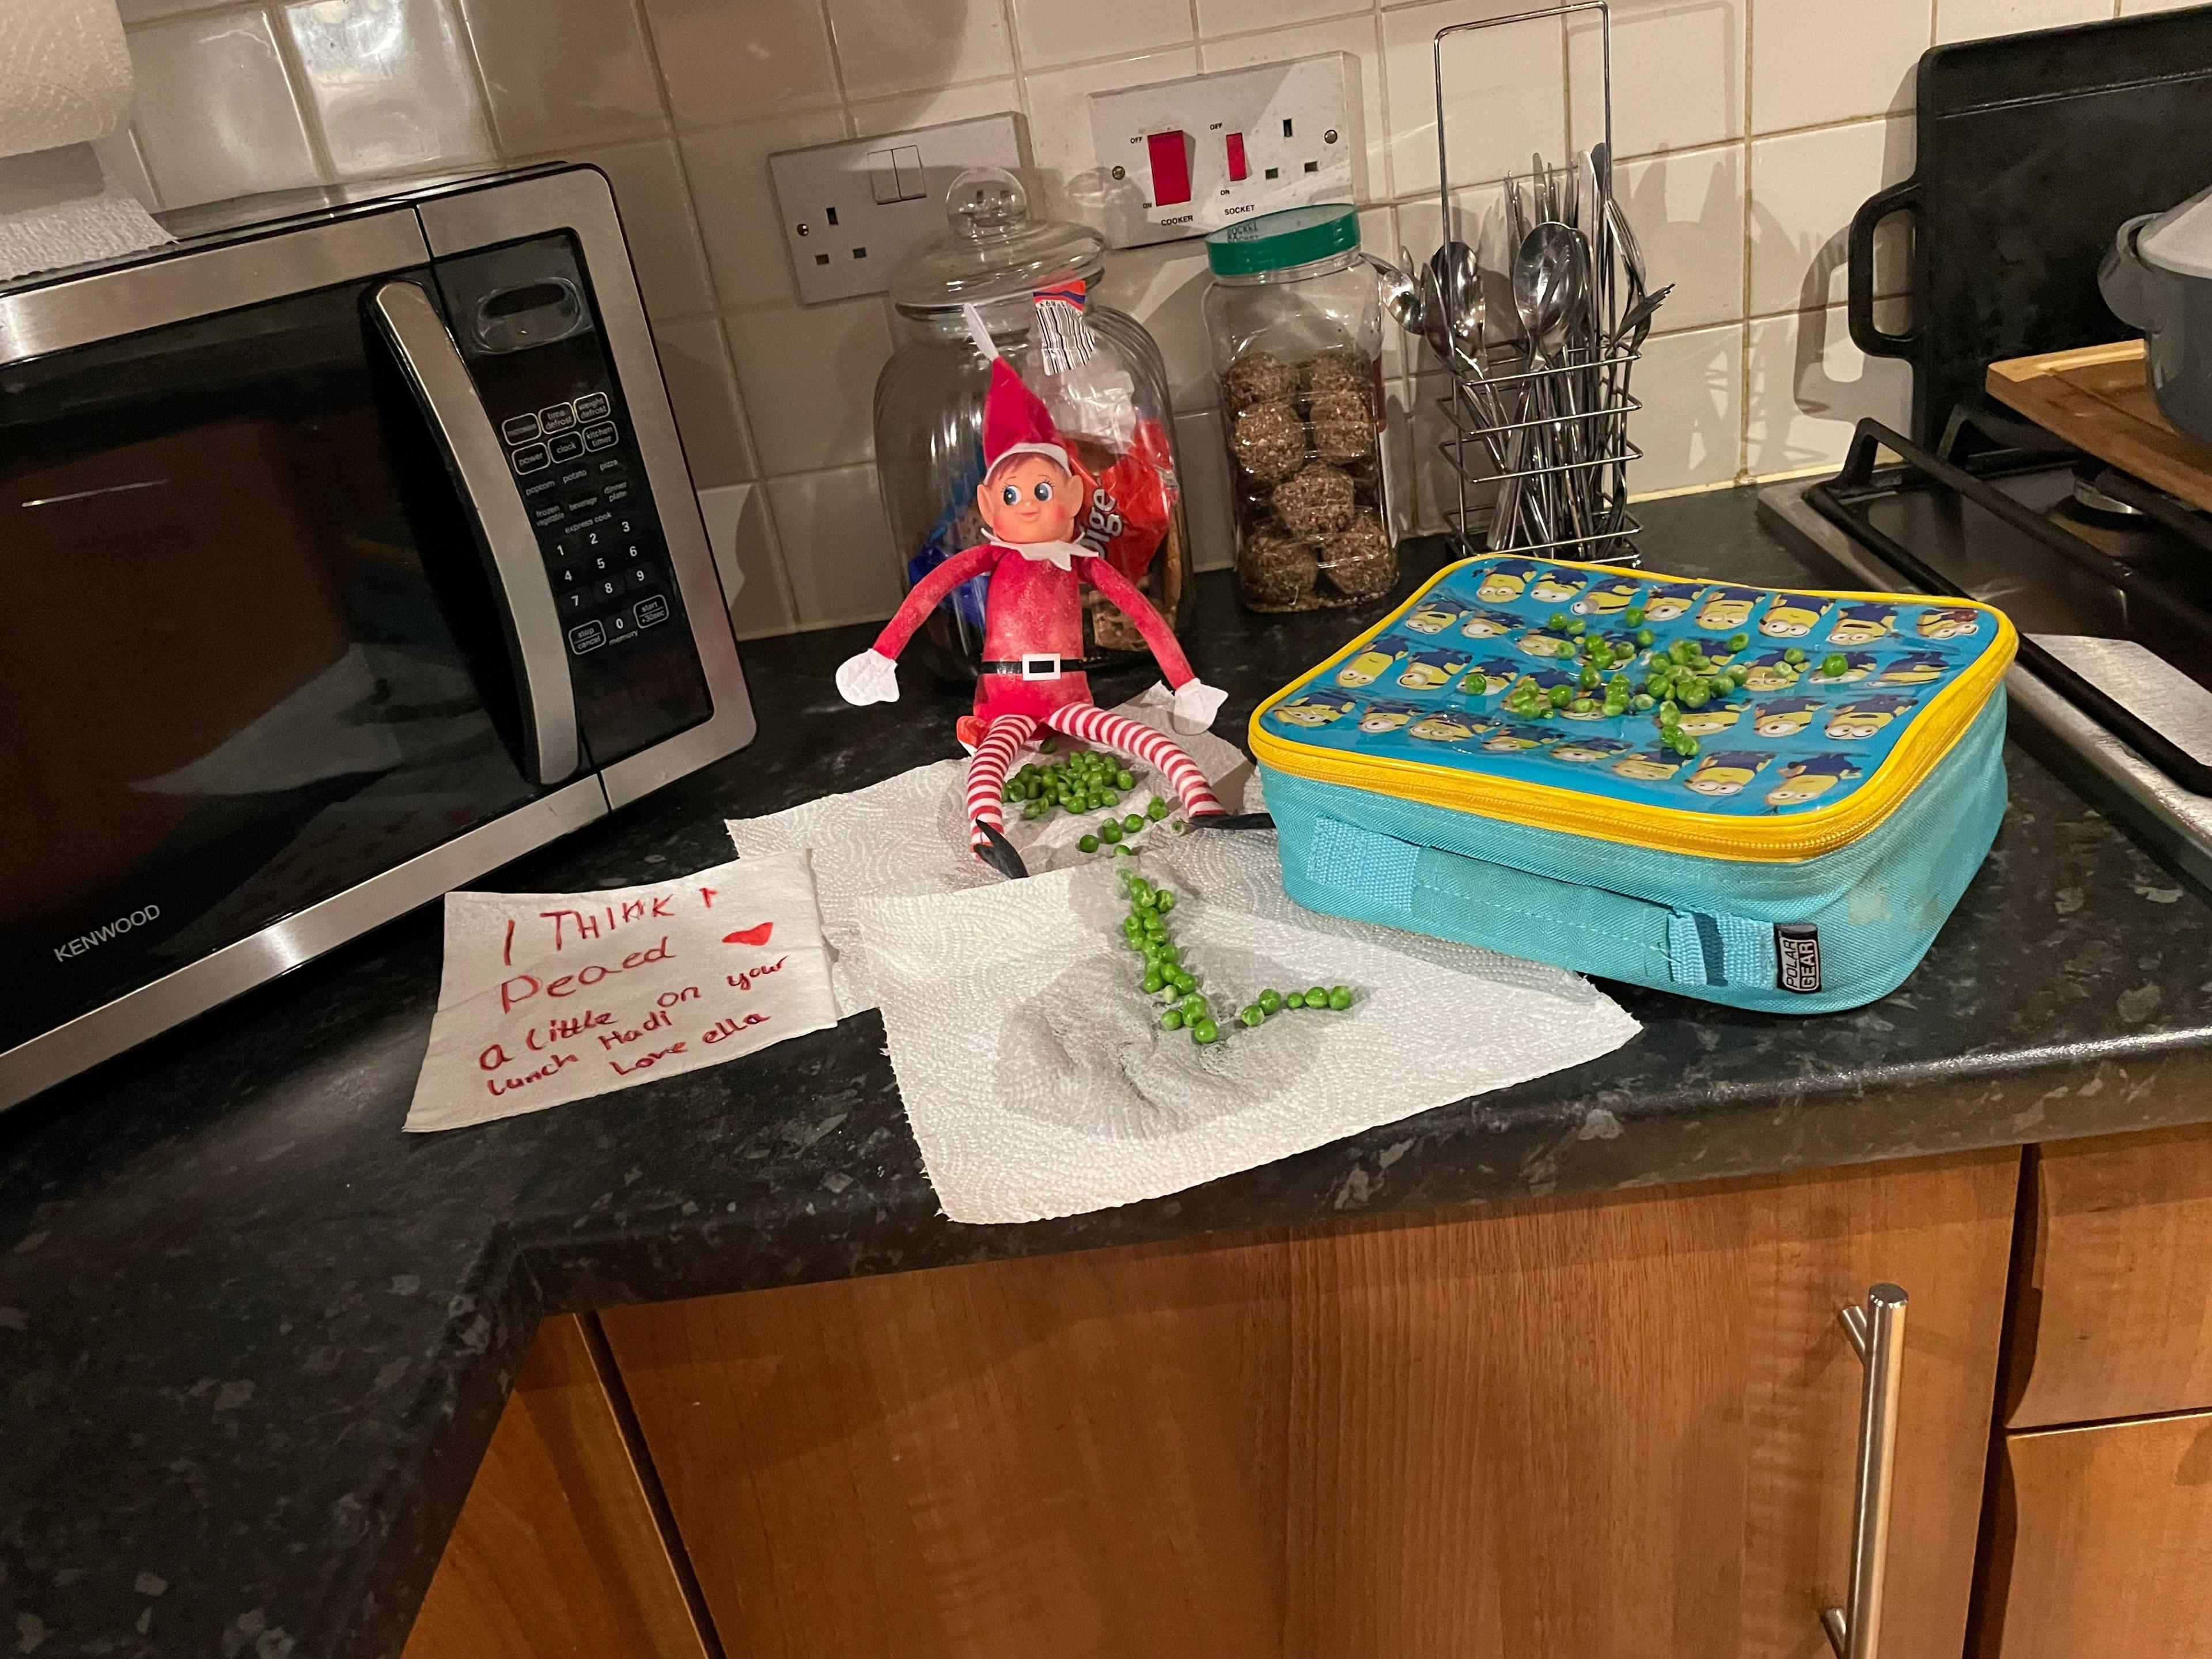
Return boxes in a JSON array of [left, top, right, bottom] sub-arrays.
[[0, 0, 169, 282], [857, 861, 1639, 1224], [727, 686, 1261, 1014]]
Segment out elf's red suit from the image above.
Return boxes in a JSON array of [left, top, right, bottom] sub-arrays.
[[836, 358, 1228, 862]]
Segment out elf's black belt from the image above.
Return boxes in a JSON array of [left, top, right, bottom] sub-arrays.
[[979, 653, 1105, 679]]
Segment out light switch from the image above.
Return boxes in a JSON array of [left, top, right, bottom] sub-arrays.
[[866, 147, 900, 205], [1225, 131, 1248, 183], [1146, 129, 1192, 207], [891, 144, 926, 202]]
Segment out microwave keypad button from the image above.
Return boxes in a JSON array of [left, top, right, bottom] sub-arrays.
[[512, 442, 551, 474], [593, 575, 623, 604], [559, 588, 593, 618], [635, 594, 671, 628], [582, 420, 620, 452], [567, 619, 607, 654], [574, 392, 611, 422], [626, 562, 654, 591], [548, 431, 586, 463], [502, 412, 541, 445], [540, 402, 578, 434]]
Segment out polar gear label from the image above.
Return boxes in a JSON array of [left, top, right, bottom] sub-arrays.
[[1776, 923, 1823, 994]]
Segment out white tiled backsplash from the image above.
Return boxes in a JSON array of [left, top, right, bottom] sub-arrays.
[[97, 0, 2176, 636]]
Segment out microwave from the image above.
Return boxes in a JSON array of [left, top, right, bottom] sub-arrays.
[[0, 165, 756, 1111]]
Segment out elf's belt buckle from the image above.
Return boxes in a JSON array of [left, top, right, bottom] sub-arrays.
[[1020, 652, 1059, 681]]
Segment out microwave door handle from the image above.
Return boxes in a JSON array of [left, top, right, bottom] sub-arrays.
[[370, 279, 579, 786]]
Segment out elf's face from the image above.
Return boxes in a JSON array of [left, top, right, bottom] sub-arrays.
[[978, 454, 1081, 545]]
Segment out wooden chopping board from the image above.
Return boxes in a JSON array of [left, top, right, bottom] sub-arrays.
[[1986, 340, 2212, 514]]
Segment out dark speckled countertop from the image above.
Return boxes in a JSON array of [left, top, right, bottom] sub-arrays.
[[7, 488, 2212, 1658]]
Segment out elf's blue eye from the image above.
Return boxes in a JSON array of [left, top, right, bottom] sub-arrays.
[[1032, 481, 1054, 502], [1001, 484, 1020, 505]]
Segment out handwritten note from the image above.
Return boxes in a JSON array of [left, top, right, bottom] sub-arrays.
[[404, 851, 840, 1132]]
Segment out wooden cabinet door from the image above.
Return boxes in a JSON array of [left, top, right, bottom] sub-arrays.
[[402, 1314, 712, 1659], [1977, 1410, 2212, 1659], [601, 1149, 2017, 1659], [2005, 1124, 2212, 1429]]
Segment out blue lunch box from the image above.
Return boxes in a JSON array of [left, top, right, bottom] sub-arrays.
[[1249, 556, 2018, 1013]]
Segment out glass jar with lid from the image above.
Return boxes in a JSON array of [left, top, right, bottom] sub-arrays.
[[1202, 204, 1395, 612], [874, 167, 1193, 683]]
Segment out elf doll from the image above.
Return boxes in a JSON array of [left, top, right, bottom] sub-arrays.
[[836, 357, 1229, 876]]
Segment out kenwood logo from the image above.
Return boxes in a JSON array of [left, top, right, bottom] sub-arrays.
[[55, 905, 161, 963]]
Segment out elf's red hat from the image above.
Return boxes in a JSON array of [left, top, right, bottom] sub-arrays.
[[980, 357, 1069, 479]]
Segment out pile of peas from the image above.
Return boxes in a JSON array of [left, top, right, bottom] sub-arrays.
[[1491, 608, 1839, 762], [1120, 871, 1353, 1047], [1003, 744, 1176, 857]]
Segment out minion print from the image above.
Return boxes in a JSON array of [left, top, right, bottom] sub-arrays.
[[1336, 635, 1410, 688], [1272, 687, 1358, 727], [1461, 657, 1529, 696], [1554, 736, 1635, 763], [1743, 650, 1805, 692], [1695, 586, 1764, 631], [1916, 605, 1983, 641], [1476, 560, 1545, 603], [1459, 607, 1526, 639], [1357, 699, 1421, 734], [1758, 594, 1832, 638], [1807, 650, 1877, 685], [1409, 709, 1490, 744], [1405, 599, 1464, 635], [1612, 748, 1686, 782], [1766, 753, 1863, 807], [1529, 567, 1589, 604], [1676, 699, 1749, 736], [1514, 629, 1579, 660], [1397, 644, 1474, 691], [1825, 695, 1918, 740], [1752, 695, 1824, 737], [1877, 652, 1949, 687], [1482, 723, 1555, 753], [1572, 577, 1643, 616], [1641, 583, 1705, 623], [1828, 603, 1897, 646], [1685, 749, 1775, 797]]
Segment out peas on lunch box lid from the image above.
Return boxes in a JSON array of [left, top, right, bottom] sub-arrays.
[[1205, 203, 1361, 277]]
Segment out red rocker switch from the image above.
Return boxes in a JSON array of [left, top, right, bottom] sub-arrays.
[[1146, 130, 1192, 207], [1225, 131, 1249, 183]]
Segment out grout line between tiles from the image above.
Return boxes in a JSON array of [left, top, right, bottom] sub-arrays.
[[258, 2, 340, 189], [1736, 0, 1755, 486]]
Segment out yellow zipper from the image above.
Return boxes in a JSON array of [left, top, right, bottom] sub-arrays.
[[1249, 556, 2018, 863]]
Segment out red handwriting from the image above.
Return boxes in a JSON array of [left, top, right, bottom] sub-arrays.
[[501, 937, 673, 1013], [608, 1041, 687, 1075], [726, 955, 789, 994], [536, 896, 673, 952], [722, 921, 773, 946], [484, 1050, 579, 1096], [702, 1013, 770, 1044], [597, 1008, 674, 1048]]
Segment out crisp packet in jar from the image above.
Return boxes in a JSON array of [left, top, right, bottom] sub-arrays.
[[1069, 419, 1174, 583]]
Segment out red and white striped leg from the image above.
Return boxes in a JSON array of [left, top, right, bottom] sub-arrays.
[[1042, 703, 1224, 818], [964, 714, 1039, 850]]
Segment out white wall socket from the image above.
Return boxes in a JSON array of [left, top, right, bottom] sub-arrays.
[[1086, 57, 1361, 250], [769, 113, 1028, 305]]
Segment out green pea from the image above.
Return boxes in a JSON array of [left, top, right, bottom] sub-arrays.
[[1784, 647, 1807, 664], [1115, 844, 1135, 857], [1099, 820, 1122, 843], [1102, 790, 1121, 808], [1824, 653, 1849, 675], [1681, 684, 1710, 709], [1327, 987, 1352, 1011], [1633, 694, 1655, 710], [1191, 1017, 1220, 1044], [1578, 664, 1600, 689], [1635, 627, 1656, 647], [1116, 770, 1135, 790], [1123, 813, 1145, 834], [1568, 619, 1586, 634], [1548, 685, 1573, 708], [1161, 1009, 1184, 1031], [1039, 737, 1057, 753], [1728, 632, 1750, 651], [1285, 991, 1306, 1009], [1306, 986, 1328, 1006], [1624, 607, 1647, 627], [1572, 697, 1596, 714], [1259, 989, 1283, 1014], [1142, 968, 1164, 994], [1148, 797, 1169, 821], [1180, 993, 1205, 1017], [1156, 891, 1176, 913], [1547, 611, 1569, 630], [1240, 1006, 1266, 1028]]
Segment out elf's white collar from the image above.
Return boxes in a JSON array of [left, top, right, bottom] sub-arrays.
[[988, 536, 1089, 572]]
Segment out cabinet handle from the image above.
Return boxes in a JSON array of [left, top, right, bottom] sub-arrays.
[[1822, 1283, 1907, 1659]]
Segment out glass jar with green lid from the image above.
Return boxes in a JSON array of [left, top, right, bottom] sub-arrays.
[[1203, 203, 1394, 612], [874, 167, 1192, 683]]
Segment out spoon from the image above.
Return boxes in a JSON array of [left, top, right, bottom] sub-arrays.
[[1513, 222, 1590, 364], [1366, 250, 1426, 338]]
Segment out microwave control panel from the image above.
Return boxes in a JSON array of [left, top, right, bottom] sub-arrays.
[[432, 233, 713, 768]]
